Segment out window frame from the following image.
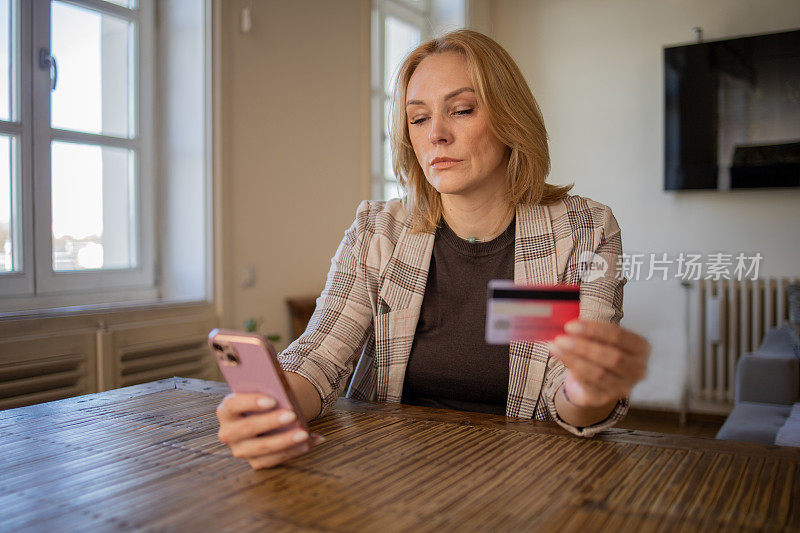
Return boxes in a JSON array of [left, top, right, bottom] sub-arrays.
[[0, 0, 157, 305], [0, 0, 34, 296]]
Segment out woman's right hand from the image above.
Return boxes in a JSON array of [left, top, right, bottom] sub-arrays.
[[215, 393, 323, 470]]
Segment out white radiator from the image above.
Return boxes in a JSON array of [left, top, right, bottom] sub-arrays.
[[0, 304, 217, 410], [687, 277, 799, 413]]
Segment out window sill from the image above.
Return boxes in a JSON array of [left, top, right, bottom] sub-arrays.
[[0, 296, 215, 323]]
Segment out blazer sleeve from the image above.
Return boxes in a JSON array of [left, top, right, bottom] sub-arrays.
[[541, 203, 630, 437], [278, 201, 377, 417]]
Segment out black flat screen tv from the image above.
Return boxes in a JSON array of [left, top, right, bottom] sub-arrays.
[[664, 29, 800, 190]]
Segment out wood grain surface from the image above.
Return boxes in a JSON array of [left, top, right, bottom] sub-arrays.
[[1, 378, 798, 532]]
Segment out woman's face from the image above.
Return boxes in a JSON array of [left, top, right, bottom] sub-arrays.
[[405, 52, 508, 199]]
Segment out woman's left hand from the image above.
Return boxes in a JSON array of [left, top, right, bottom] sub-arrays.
[[550, 319, 650, 409]]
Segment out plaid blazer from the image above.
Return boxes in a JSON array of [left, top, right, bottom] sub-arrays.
[[279, 195, 629, 437]]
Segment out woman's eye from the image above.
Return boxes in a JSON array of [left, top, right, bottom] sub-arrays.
[[453, 108, 474, 116], [409, 117, 428, 125]]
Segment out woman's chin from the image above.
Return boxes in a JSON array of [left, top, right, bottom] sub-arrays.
[[427, 176, 471, 196], [433, 183, 486, 199]]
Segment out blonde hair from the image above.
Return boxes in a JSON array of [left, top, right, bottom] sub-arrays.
[[390, 29, 573, 233]]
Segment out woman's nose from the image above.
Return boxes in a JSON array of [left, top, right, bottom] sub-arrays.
[[427, 116, 451, 145]]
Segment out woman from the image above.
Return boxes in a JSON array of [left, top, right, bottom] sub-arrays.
[[216, 30, 650, 470]]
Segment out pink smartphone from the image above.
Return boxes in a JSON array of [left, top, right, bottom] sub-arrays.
[[209, 328, 309, 444]]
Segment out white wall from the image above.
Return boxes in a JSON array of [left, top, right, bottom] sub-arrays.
[[492, 0, 800, 409]]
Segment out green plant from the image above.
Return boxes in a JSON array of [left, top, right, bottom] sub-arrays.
[[244, 317, 281, 343]]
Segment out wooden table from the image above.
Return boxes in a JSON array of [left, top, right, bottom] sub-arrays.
[[1, 378, 798, 532]]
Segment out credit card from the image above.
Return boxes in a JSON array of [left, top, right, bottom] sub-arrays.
[[486, 280, 580, 344]]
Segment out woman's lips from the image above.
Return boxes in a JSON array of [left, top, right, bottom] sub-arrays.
[[430, 158, 462, 169]]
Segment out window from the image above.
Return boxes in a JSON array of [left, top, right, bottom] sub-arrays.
[[0, 0, 156, 303], [371, 0, 466, 201], [371, 0, 428, 201]]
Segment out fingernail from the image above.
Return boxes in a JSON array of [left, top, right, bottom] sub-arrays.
[[278, 411, 297, 424], [565, 321, 585, 334], [257, 398, 276, 409], [293, 430, 309, 443]]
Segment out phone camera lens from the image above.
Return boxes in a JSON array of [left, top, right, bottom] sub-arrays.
[[225, 352, 240, 365], [212, 343, 224, 352]]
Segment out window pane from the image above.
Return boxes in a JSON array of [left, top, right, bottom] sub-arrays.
[[383, 137, 394, 179], [51, 142, 137, 271], [398, 0, 426, 8], [51, 1, 134, 138], [0, 0, 10, 121], [383, 179, 403, 201], [384, 17, 421, 92], [0, 135, 16, 272], [104, 0, 138, 8], [384, 98, 392, 138], [383, 98, 394, 178]]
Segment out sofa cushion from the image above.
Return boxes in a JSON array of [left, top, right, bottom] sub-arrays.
[[716, 401, 792, 444], [736, 351, 799, 405], [775, 403, 800, 447]]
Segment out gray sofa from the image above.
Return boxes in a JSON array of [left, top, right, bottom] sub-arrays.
[[716, 326, 800, 446]]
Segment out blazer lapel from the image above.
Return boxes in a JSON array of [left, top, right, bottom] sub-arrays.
[[508, 203, 558, 418], [374, 218, 435, 402]]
